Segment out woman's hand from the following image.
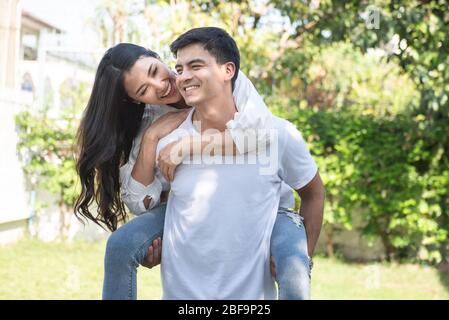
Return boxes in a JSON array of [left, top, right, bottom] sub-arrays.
[[158, 138, 189, 182], [145, 109, 191, 141]]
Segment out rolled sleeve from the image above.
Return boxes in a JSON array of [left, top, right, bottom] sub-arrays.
[[120, 163, 162, 215], [228, 70, 274, 154]]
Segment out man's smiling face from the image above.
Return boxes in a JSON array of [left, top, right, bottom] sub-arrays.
[[174, 43, 233, 107]]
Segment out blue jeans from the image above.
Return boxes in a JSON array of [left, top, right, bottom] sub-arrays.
[[271, 208, 311, 299], [102, 204, 311, 300]]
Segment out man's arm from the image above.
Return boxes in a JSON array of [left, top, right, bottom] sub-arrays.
[[276, 119, 325, 258], [296, 172, 325, 257]]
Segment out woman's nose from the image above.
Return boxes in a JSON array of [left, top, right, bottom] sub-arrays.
[[150, 77, 166, 91]]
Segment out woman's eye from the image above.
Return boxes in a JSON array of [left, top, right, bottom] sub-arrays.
[[141, 88, 147, 96]]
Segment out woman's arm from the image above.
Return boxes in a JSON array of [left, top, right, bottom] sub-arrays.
[[228, 70, 274, 154], [120, 160, 162, 215], [130, 133, 160, 209], [120, 130, 163, 214], [121, 109, 190, 213], [158, 131, 237, 181], [157, 71, 274, 181]]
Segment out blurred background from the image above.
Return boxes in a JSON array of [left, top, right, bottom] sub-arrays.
[[0, 0, 448, 299]]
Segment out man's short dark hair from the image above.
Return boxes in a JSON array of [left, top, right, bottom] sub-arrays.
[[170, 27, 240, 90]]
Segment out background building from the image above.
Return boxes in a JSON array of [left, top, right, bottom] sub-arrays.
[[0, 0, 101, 243]]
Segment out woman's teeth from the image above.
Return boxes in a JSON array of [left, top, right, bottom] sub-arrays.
[[161, 82, 172, 98]]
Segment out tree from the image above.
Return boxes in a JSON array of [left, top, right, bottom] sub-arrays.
[[269, 0, 449, 263], [90, 0, 143, 47], [15, 81, 90, 240]]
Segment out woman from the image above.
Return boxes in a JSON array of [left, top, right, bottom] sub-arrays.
[[74, 43, 311, 299]]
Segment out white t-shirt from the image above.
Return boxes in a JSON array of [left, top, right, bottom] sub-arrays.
[[279, 183, 295, 209], [119, 71, 275, 214], [157, 108, 317, 300]]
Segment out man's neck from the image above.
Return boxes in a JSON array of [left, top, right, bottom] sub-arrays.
[[168, 99, 190, 110], [192, 93, 237, 132]]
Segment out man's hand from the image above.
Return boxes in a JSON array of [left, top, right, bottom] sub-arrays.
[[158, 139, 187, 182], [141, 237, 162, 269]]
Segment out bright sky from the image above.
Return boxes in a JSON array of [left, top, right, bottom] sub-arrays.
[[22, 0, 101, 48]]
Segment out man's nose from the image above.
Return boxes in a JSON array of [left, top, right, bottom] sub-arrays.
[[177, 69, 193, 85]]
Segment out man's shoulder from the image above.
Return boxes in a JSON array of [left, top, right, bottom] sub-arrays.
[[271, 115, 292, 127], [270, 116, 302, 137], [268, 116, 309, 155]]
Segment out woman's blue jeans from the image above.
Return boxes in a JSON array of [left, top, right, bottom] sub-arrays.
[[102, 204, 311, 300]]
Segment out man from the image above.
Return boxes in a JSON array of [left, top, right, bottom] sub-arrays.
[[156, 27, 324, 299]]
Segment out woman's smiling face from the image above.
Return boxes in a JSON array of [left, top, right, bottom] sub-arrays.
[[123, 56, 183, 105]]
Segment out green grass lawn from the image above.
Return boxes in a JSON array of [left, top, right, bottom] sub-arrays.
[[1, 238, 448, 300]]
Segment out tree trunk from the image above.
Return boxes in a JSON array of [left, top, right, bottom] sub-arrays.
[[59, 201, 70, 241], [325, 224, 335, 258], [379, 230, 394, 262]]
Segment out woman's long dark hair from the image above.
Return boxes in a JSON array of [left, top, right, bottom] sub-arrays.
[[74, 43, 160, 232]]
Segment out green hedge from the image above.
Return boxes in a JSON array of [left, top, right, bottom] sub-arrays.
[[273, 104, 448, 264]]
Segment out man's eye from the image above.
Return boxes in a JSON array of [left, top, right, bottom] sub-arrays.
[[141, 88, 147, 96], [176, 70, 183, 75], [192, 65, 201, 70]]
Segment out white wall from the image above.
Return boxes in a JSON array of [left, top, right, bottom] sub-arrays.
[[0, 89, 32, 243]]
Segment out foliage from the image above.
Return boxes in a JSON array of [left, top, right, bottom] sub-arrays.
[[15, 81, 89, 239], [272, 41, 419, 116], [274, 103, 447, 263], [17, 0, 449, 262], [266, 0, 449, 263]]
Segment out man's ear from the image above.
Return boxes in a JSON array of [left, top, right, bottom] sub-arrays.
[[223, 62, 236, 82]]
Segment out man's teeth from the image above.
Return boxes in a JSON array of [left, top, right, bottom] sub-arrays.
[[185, 85, 199, 92], [161, 83, 171, 98]]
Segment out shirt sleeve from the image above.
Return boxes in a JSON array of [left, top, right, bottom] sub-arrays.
[[119, 105, 163, 215], [277, 120, 318, 191], [228, 70, 275, 154], [120, 162, 163, 215]]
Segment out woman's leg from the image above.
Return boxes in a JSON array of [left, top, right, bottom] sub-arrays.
[[102, 203, 167, 300], [270, 208, 311, 300]]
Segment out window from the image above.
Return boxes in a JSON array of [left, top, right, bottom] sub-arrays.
[[22, 32, 39, 61]]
